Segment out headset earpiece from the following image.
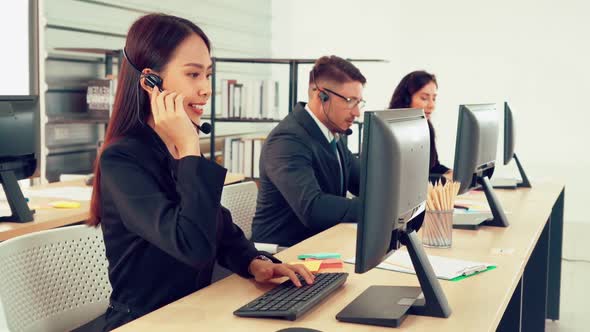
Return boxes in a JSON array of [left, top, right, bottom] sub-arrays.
[[143, 73, 163, 92], [319, 90, 329, 103]]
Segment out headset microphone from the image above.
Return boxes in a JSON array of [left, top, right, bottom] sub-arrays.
[[198, 122, 211, 134]]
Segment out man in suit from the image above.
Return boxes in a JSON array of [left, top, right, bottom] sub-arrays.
[[252, 55, 365, 247]]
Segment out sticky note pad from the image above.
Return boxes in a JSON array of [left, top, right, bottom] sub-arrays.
[[302, 258, 344, 269], [48, 201, 81, 209], [316, 258, 343, 269], [290, 260, 322, 272], [297, 253, 341, 260]]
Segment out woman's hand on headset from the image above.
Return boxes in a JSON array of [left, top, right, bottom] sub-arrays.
[[150, 88, 200, 157]]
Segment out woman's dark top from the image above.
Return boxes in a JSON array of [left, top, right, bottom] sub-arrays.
[[428, 120, 449, 177], [98, 127, 266, 330]]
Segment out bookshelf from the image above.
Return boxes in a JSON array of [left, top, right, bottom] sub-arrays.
[[47, 51, 382, 178], [40, 47, 119, 182], [208, 57, 386, 162]]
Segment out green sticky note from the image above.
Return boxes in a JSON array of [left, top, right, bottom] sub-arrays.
[[297, 253, 341, 260]]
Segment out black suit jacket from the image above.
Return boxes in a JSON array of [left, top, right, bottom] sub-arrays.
[[98, 126, 267, 331], [252, 102, 361, 247]]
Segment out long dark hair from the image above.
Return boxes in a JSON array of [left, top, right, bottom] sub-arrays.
[[88, 14, 211, 226], [388, 71, 439, 169]]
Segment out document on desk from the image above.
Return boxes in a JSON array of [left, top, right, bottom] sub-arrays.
[[24, 187, 93, 201], [346, 251, 495, 281], [0, 201, 10, 216]]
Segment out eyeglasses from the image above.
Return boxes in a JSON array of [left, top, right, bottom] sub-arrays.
[[322, 87, 366, 109]]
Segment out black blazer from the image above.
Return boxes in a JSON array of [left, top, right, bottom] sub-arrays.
[[428, 119, 450, 180], [252, 102, 360, 247], [98, 127, 267, 331]]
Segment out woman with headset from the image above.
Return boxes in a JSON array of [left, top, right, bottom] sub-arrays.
[[87, 13, 313, 331], [389, 71, 453, 181]]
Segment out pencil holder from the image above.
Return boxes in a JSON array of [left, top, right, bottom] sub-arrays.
[[422, 210, 453, 248]]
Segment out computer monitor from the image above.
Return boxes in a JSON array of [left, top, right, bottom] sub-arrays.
[[503, 102, 531, 187], [336, 108, 451, 328], [0, 0, 39, 223], [0, 97, 38, 222], [452, 103, 509, 227]]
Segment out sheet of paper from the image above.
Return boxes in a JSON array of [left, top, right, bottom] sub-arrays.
[[346, 250, 493, 280], [0, 200, 10, 217], [24, 186, 93, 201]]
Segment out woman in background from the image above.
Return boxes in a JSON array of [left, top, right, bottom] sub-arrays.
[[389, 70, 452, 180]]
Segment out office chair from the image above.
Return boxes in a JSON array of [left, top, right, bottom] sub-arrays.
[[220, 181, 279, 253], [0, 225, 111, 332], [212, 181, 281, 283]]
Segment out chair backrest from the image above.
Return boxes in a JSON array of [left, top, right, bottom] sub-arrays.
[[0, 225, 111, 332], [221, 181, 258, 239]]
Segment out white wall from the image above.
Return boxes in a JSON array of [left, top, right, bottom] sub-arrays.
[[272, 0, 590, 224]]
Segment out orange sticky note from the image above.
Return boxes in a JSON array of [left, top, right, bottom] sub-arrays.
[[318, 258, 343, 269]]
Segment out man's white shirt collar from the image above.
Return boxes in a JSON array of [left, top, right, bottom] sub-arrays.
[[305, 104, 339, 143]]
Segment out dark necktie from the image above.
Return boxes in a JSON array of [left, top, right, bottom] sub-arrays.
[[330, 138, 344, 195]]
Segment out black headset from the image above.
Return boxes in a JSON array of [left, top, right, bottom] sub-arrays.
[[122, 48, 211, 134], [311, 69, 353, 136], [318, 89, 330, 103], [123, 48, 164, 91], [143, 73, 164, 92]]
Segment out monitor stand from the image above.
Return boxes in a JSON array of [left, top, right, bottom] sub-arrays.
[[336, 230, 451, 328], [513, 153, 531, 188], [0, 170, 34, 222], [479, 176, 510, 227]]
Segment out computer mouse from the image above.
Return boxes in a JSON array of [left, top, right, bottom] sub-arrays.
[[276, 328, 322, 332]]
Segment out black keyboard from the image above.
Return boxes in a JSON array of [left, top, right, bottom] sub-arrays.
[[234, 272, 348, 321]]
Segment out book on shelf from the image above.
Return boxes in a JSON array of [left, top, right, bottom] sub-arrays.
[[231, 138, 241, 174], [219, 78, 282, 120], [222, 79, 237, 119], [86, 79, 117, 119], [223, 135, 267, 178], [232, 83, 243, 118], [253, 139, 263, 178], [243, 138, 254, 178]]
